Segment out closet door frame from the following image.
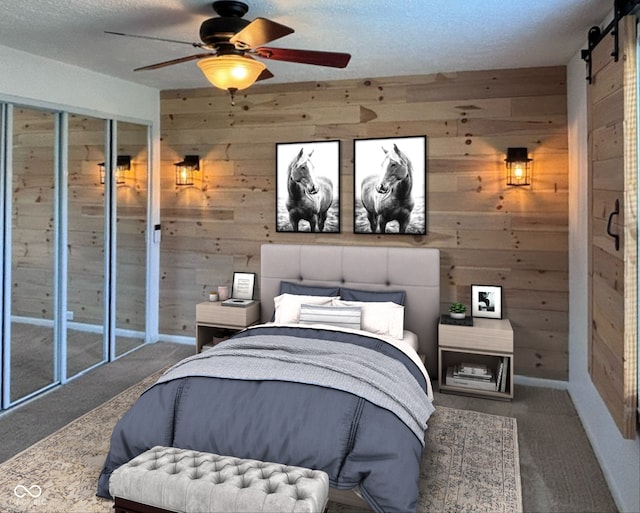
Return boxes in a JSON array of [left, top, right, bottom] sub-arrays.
[[0, 103, 9, 406]]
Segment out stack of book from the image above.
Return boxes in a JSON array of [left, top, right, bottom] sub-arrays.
[[494, 357, 509, 393], [446, 359, 510, 393], [446, 363, 496, 391]]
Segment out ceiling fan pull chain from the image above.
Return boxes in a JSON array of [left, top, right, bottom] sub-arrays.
[[228, 87, 238, 106]]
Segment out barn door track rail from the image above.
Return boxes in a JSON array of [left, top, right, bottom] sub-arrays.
[[581, 0, 640, 83]]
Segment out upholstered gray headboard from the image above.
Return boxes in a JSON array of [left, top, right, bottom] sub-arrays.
[[260, 244, 440, 376]]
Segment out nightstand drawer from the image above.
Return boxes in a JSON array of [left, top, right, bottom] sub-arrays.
[[196, 301, 260, 328], [438, 318, 513, 353]]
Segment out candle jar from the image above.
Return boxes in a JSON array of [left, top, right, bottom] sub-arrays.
[[217, 286, 230, 301]]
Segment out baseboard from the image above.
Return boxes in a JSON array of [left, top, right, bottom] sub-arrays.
[[513, 374, 568, 390], [157, 334, 195, 346]]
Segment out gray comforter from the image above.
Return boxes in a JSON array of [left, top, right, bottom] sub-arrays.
[[97, 325, 434, 513]]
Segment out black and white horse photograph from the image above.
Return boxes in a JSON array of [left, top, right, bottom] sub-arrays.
[[276, 140, 340, 233], [354, 135, 426, 234]]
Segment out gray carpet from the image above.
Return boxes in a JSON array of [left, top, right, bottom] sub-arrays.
[[0, 342, 619, 513], [8, 322, 146, 402], [0, 341, 193, 462], [433, 387, 618, 513]]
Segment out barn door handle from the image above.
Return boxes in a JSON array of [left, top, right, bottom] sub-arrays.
[[606, 199, 620, 251]]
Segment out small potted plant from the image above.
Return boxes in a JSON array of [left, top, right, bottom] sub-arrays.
[[449, 302, 467, 319]]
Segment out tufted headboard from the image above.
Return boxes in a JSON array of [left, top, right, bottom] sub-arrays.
[[260, 244, 440, 376]]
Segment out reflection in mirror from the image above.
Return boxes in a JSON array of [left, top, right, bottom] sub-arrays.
[[66, 114, 107, 377], [115, 121, 148, 356], [10, 107, 57, 402]]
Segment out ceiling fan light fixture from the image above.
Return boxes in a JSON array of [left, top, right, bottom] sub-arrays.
[[197, 54, 266, 91]]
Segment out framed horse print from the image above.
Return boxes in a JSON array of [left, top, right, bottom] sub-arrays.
[[353, 135, 426, 234], [275, 140, 341, 233]]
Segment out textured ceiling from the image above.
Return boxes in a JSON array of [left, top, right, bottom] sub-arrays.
[[0, 0, 612, 91]]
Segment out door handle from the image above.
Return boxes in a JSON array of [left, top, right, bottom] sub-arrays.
[[606, 199, 620, 252]]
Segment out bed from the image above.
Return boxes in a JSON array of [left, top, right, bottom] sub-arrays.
[[97, 244, 441, 513]]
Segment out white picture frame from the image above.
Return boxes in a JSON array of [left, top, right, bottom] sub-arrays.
[[471, 284, 502, 319], [231, 272, 256, 300]]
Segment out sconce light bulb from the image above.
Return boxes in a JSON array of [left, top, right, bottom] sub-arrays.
[[514, 166, 523, 178]]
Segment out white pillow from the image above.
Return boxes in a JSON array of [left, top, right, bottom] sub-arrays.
[[333, 299, 404, 339], [299, 304, 362, 330], [273, 293, 338, 324]]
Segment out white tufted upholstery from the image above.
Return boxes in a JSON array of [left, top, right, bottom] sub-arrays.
[[109, 446, 329, 513]]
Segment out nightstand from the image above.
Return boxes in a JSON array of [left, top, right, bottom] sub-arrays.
[[438, 317, 514, 400], [195, 301, 261, 353]]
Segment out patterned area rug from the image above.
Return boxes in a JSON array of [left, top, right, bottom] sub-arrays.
[[0, 373, 521, 513], [420, 407, 522, 513]]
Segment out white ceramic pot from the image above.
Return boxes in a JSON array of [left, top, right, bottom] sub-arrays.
[[450, 312, 466, 319]]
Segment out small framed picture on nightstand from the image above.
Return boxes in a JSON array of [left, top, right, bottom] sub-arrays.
[[231, 272, 256, 300], [471, 284, 502, 319]]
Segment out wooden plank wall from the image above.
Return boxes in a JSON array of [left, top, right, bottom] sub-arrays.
[[587, 16, 638, 439], [160, 66, 569, 380]]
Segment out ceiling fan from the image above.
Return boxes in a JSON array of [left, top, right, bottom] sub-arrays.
[[106, 0, 351, 102]]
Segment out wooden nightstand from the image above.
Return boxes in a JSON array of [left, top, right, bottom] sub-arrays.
[[438, 317, 514, 400], [195, 301, 261, 353]]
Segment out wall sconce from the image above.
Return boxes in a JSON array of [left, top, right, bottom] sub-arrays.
[[505, 147, 532, 186], [175, 155, 200, 186], [99, 155, 131, 185]]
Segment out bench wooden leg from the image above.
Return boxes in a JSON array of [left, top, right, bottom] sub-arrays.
[[114, 497, 178, 513]]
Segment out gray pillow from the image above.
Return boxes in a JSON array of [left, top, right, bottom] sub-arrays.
[[279, 281, 340, 297], [340, 287, 406, 306]]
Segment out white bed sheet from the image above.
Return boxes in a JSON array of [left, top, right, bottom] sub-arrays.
[[401, 330, 419, 352]]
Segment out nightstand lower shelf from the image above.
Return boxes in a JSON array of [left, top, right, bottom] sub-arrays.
[[439, 349, 513, 400], [196, 325, 243, 353]]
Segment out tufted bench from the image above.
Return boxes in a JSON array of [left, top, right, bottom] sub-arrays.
[[109, 446, 329, 513]]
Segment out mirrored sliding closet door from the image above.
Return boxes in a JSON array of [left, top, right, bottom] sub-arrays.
[[113, 121, 148, 357], [8, 106, 58, 404], [1, 105, 152, 409], [65, 114, 109, 378]]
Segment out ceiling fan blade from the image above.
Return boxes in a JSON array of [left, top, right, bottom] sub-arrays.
[[254, 47, 351, 68], [105, 30, 203, 48], [230, 18, 294, 49], [134, 53, 213, 71]]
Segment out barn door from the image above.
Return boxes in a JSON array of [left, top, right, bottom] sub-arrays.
[[587, 14, 638, 439]]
